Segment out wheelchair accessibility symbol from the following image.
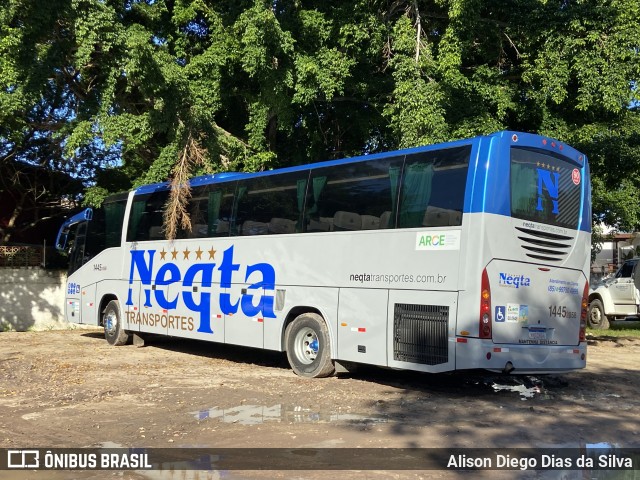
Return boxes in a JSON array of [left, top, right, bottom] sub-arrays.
[[495, 306, 506, 322]]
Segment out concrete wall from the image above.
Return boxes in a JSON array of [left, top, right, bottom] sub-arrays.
[[0, 268, 67, 331]]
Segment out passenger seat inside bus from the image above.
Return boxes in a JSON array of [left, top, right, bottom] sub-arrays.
[[148, 226, 164, 241], [423, 206, 462, 227], [333, 211, 362, 231], [361, 215, 380, 230], [269, 218, 297, 234], [307, 217, 332, 232], [241, 220, 269, 235], [216, 220, 230, 234], [191, 224, 208, 237], [379, 211, 392, 229]]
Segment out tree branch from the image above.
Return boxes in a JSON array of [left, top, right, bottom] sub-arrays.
[[163, 133, 208, 240], [413, 0, 422, 63]]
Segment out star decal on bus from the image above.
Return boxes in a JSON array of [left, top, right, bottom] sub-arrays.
[[536, 161, 561, 172], [156, 246, 215, 262]]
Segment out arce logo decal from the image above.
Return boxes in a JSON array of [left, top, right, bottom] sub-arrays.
[[415, 230, 461, 251]]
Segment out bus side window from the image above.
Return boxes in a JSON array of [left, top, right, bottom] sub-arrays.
[[174, 183, 227, 239], [183, 186, 209, 238], [234, 172, 309, 236], [103, 195, 128, 248], [127, 199, 149, 242], [177, 182, 237, 239], [148, 192, 168, 240], [398, 146, 470, 229], [126, 191, 170, 242], [306, 157, 404, 232]]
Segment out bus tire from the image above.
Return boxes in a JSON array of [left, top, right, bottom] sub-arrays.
[[285, 313, 335, 378], [103, 300, 130, 346], [587, 299, 610, 330]]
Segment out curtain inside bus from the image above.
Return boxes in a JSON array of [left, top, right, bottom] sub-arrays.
[[207, 190, 222, 236], [398, 163, 434, 228]]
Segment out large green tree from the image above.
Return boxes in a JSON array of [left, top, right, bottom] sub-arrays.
[[1, 0, 639, 242]]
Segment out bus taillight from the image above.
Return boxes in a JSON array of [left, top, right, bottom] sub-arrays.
[[579, 282, 589, 342], [479, 269, 492, 339]]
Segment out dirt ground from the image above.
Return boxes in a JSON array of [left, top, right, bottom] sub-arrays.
[[1, 328, 639, 479]]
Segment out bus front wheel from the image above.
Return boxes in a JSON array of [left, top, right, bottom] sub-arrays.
[[285, 313, 335, 378], [103, 300, 130, 346]]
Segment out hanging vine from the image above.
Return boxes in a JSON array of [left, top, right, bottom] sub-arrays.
[[163, 133, 208, 240]]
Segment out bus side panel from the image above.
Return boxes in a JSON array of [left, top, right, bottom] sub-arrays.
[[80, 283, 97, 325], [225, 284, 264, 349], [65, 247, 124, 326], [64, 292, 81, 324], [337, 288, 389, 366], [135, 285, 169, 336], [386, 290, 457, 373], [135, 280, 175, 337], [95, 279, 128, 326], [169, 280, 225, 343], [265, 286, 339, 354], [125, 280, 141, 333]]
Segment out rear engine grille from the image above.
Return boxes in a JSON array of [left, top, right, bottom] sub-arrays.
[[393, 303, 449, 365], [515, 227, 573, 262]]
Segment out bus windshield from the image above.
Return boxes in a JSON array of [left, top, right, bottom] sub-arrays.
[[510, 146, 582, 229]]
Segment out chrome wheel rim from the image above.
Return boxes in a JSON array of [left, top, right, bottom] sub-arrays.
[[293, 327, 319, 364], [104, 309, 118, 335]]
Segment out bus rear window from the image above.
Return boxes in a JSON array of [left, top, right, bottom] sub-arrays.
[[510, 147, 582, 229]]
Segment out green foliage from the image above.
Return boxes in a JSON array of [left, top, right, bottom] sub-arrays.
[[384, 15, 448, 147], [82, 186, 110, 208], [2, 0, 640, 239]]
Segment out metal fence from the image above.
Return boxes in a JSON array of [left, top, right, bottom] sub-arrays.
[[0, 245, 44, 267]]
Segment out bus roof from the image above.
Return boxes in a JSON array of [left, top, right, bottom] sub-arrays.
[[134, 130, 586, 195]]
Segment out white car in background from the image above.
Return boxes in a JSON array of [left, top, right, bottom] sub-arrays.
[[588, 258, 639, 329]]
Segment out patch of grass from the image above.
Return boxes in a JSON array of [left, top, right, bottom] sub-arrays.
[[588, 319, 640, 338]]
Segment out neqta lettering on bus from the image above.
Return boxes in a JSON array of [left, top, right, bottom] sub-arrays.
[[126, 246, 276, 333]]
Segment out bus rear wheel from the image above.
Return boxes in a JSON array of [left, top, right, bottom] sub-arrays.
[[103, 300, 130, 346], [285, 313, 335, 378]]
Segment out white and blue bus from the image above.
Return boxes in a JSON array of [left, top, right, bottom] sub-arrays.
[[57, 131, 591, 377]]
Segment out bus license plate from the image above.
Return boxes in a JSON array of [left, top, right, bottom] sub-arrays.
[[528, 327, 546, 340]]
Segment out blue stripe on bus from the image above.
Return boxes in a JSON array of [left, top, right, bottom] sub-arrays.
[[134, 137, 477, 194]]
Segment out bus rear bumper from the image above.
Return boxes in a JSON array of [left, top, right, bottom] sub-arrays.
[[455, 338, 587, 373]]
